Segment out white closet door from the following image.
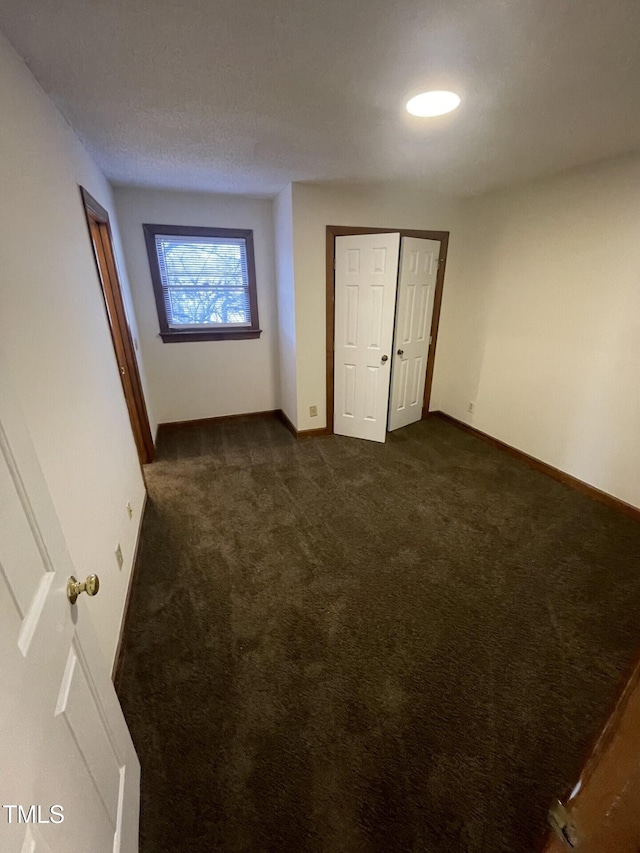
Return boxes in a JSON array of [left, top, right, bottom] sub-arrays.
[[334, 233, 401, 442], [388, 237, 439, 431]]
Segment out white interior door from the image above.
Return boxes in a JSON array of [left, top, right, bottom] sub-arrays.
[[388, 237, 439, 431], [0, 353, 140, 853], [334, 232, 401, 442]]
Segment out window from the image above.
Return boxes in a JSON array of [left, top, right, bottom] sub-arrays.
[[143, 224, 261, 342]]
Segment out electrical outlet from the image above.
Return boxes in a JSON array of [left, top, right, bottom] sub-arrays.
[[309, 405, 318, 417], [115, 544, 124, 570], [126, 501, 133, 520], [468, 401, 475, 414]]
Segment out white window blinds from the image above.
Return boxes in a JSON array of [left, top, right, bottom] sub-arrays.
[[154, 234, 251, 328]]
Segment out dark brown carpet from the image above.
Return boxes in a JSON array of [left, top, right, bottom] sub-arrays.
[[117, 416, 640, 853]]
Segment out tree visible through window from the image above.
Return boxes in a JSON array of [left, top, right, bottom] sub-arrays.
[[143, 224, 261, 342]]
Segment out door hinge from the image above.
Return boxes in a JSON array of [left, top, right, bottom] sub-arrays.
[[429, 335, 433, 345], [549, 800, 581, 849], [333, 257, 336, 270]]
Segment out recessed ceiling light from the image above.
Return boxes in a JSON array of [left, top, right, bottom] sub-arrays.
[[406, 90, 461, 117]]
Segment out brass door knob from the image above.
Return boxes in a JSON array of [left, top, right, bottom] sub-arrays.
[[397, 349, 404, 356], [67, 574, 100, 604], [381, 354, 389, 362]]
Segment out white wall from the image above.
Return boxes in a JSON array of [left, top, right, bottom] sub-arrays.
[[273, 185, 298, 428], [433, 153, 640, 508], [290, 182, 461, 431], [0, 31, 148, 668], [430, 208, 494, 423], [114, 187, 280, 427]]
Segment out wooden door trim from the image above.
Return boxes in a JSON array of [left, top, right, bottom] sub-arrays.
[[540, 649, 640, 851], [325, 225, 450, 436], [80, 187, 154, 464]]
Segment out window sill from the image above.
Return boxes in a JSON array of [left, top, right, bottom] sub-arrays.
[[159, 329, 262, 343]]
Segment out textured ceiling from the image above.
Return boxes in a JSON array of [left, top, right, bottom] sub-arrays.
[[2, 0, 640, 196]]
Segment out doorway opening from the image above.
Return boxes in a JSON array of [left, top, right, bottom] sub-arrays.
[[326, 225, 450, 441], [80, 187, 154, 465]]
